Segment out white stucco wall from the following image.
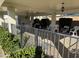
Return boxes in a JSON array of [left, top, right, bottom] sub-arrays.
[[0, 17, 4, 26], [4, 15, 16, 25], [3, 15, 16, 33]]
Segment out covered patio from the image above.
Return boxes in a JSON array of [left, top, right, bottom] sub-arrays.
[[0, 0, 79, 58]]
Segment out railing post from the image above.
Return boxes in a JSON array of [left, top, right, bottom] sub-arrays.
[[20, 25, 25, 48], [68, 36, 71, 58], [35, 28, 39, 46], [34, 28, 42, 58], [75, 38, 78, 58]]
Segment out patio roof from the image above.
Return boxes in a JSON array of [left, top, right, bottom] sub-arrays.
[[1, 0, 79, 15]]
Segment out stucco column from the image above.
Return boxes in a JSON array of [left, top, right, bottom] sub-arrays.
[[15, 16, 18, 25], [8, 23, 11, 33], [7, 7, 16, 19], [7, 7, 16, 34], [50, 13, 56, 32], [30, 15, 34, 26]]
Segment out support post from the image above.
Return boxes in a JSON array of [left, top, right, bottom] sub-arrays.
[[34, 29, 42, 58], [49, 13, 56, 32], [6, 7, 16, 34]]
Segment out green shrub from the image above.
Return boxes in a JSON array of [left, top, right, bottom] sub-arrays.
[[0, 27, 36, 58], [9, 46, 35, 58]]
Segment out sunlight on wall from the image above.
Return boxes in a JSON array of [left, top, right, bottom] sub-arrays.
[[3, 15, 16, 24], [34, 15, 52, 20], [3, 15, 16, 33], [0, 18, 4, 26]]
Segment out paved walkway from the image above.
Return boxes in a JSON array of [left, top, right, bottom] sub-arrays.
[[0, 46, 6, 58]]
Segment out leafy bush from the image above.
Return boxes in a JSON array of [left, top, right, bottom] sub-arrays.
[[9, 47, 35, 58], [40, 18, 51, 29], [32, 18, 51, 29], [0, 27, 20, 54], [0, 27, 35, 58]]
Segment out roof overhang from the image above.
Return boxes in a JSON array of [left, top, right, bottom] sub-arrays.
[[1, 0, 79, 15]]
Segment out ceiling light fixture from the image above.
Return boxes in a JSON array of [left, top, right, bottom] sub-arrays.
[[61, 2, 65, 17]]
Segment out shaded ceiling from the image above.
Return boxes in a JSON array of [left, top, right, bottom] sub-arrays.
[[1, 0, 79, 15]]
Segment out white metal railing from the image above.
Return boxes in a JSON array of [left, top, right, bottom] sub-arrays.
[[16, 25, 79, 58]]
